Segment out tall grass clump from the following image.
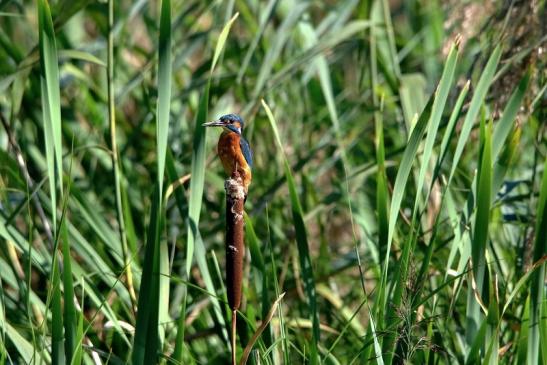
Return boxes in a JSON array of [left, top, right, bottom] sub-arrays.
[[0, 1, 545, 364]]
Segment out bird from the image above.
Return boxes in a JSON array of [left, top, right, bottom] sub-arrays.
[[203, 114, 253, 194]]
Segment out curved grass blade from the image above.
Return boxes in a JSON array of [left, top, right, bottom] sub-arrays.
[[381, 95, 434, 287], [185, 11, 239, 276], [211, 12, 239, 72], [239, 292, 285, 365], [466, 119, 492, 348], [38, 0, 63, 231], [381, 43, 459, 364], [262, 99, 320, 364], [413, 42, 459, 210], [436, 80, 470, 183], [447, 45, 501, 185]]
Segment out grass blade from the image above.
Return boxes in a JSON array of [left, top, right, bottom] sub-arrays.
[[239, 292, 285, 365], [132, 186, 162, 364], [50, 259, 64, 365], [132, 1, 172, 362], [466, 119, 493, 348], [107, 0, 137, 312], [381, 96, 434, 285], [262, 99, 320, 364], [186, 11, 238, 276], [527, 157, 547, 364], [413, 41, 459, 209], [155, 0, 172, 351], [37, 1, 66, 363], [491, 70, 531, 159], [37, 0, 63, 231], [447, 45, 501, 184], [61, 224, 77, 363], [156, 0, 172, 199], [381, 42, 460, 363]]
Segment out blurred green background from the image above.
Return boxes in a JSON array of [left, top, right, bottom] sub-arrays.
[[0, 0, 545, 364]]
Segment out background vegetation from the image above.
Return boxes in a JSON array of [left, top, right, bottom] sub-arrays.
[[0, 0, 545, 364]]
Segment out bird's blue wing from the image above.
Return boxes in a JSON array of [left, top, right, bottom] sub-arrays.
[[240, 137, 253, 169]]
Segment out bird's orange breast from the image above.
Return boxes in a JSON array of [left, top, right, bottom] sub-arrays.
[[217, 131, 252, 192]]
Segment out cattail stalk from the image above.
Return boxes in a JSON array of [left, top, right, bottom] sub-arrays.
[[224, 171, 246, 365]]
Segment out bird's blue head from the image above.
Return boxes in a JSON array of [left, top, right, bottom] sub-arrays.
[[203, 113, 244, 135]]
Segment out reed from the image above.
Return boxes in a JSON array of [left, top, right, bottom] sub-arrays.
[[224, 172, 246, 365]]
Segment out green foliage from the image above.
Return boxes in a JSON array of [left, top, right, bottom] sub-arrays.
[[0, 1, 545, 364]]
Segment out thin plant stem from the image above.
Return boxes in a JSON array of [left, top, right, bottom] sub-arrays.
[[107, 0, 136, 307]]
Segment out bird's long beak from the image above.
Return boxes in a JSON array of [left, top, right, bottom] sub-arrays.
[[202, 119, 225, 127]]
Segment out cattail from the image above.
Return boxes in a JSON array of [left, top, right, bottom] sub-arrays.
[[224, 171, 246, 365]]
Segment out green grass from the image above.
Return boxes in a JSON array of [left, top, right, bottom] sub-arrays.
[[0, 1, 545, 364]]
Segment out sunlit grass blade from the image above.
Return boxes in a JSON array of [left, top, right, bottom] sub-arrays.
[[382, 43, 460, 363], [381, 95, 434, 285], [262, 99, 320, 364], [155, 0, 172, 351], [239, 292, 285, 365], [447, 45, 501, 184], [185, 11, 238, 276], [527, 157, 547, 364], [375, 116, 389, 264], [466, 119, 493, 348], [383, 68, 460, 359], [211, 12, 239, 72], [185, 84, 209, 276], [37, 1, 66, 363], [156, 0, 172, 198], [369, 312, 384, 365], [436, 80, 470, 181], [37, 0, 63, 231], [414, 41, 459, 209]]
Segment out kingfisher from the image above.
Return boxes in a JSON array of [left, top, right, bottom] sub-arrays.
[[203, 114, 253, 194]]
